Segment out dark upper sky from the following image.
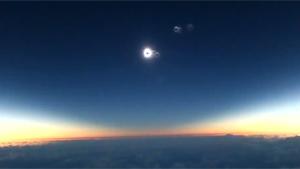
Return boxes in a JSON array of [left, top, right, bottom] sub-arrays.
[[1, 2, 300, 130]]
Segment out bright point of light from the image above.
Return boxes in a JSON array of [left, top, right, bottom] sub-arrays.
[[143, 47, 154, 59]]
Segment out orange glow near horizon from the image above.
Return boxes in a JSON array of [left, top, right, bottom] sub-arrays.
[[0, 114, 127, 146], [2, 98, 300, 146], [181, 99, 300, 137]]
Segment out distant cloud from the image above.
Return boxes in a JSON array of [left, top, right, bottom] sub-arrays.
[[2, 136, 300, 168]]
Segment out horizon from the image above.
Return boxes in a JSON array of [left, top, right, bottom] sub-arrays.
[[1, 131, 298, 148], [1, 2, 300, 148]]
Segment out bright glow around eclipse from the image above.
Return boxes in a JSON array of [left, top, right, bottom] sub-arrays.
[[143, 47, 154, 59]]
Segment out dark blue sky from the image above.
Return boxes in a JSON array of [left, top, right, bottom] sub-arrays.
[[1, 2, 300, 130]]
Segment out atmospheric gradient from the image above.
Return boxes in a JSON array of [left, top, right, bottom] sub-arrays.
[[1, 2, 300, 145]]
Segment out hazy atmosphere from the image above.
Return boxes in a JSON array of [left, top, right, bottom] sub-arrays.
[[1, 2, 300, 168]]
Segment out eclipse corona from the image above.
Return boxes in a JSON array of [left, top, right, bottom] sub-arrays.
[[143, 47, 159, 60], [143, 47, 153, 59]]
